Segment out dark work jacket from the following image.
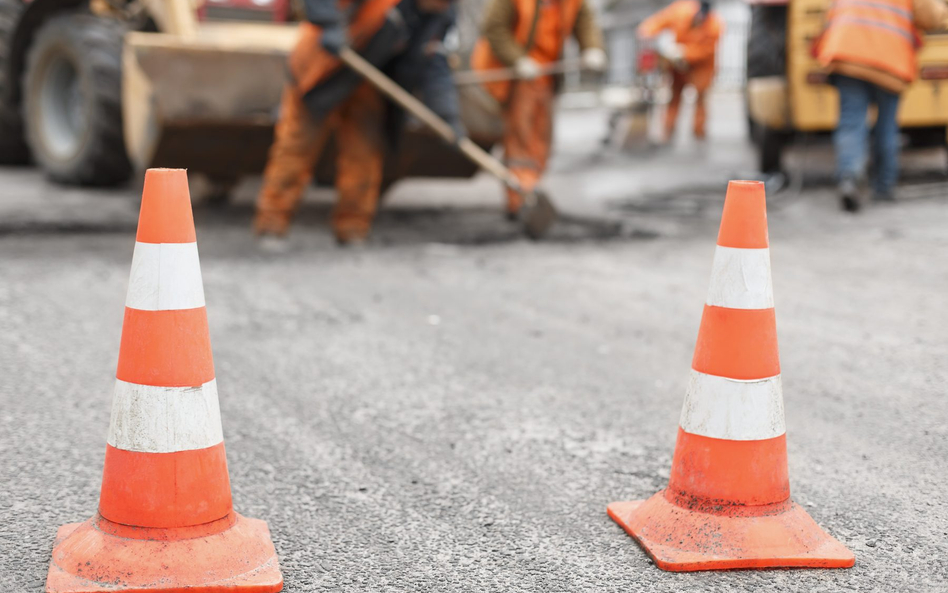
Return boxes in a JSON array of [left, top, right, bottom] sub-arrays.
[[299, 0, 461, 141]]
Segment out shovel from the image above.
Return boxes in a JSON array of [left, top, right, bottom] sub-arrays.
[[338, 47, 557, 239], [452, 59, 582, 86]]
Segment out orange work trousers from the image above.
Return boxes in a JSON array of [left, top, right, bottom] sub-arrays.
[[665, 64, 714, 140], [502, 78, 554, 214], [254, 83, 385, 241]]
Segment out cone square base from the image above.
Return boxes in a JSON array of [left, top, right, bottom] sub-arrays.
[[46, 513, 283, 593], [607, 492, 855, 571]]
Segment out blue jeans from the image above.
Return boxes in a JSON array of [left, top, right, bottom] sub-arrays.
[[833, 75, 901, 195]]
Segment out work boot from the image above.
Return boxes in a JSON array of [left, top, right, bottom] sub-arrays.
[[838, 177, 862, 213], [333, 224, 370, 247]]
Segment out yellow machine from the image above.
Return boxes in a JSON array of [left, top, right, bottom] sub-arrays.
[[0, 0, 501, 196], [746, 0, 948, 172]]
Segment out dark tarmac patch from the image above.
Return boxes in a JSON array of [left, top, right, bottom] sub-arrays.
[[0, 220, 138, 236], [193, 203, 653, 246]]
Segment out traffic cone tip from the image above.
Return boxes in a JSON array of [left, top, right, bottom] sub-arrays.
[[717, 180, 768, 249], [136, 168, 196, 244]]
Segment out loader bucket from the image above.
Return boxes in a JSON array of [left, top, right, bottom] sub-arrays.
[[122, 23, 298, 182], [123, 22, 503, 187]]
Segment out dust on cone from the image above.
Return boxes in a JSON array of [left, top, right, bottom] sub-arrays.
[[607, 180, 855, 571], [46, 169, 283, 593]]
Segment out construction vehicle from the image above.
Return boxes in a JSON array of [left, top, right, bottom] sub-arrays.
[[0, 0, 502, 196], [746, 0, 948, 173]]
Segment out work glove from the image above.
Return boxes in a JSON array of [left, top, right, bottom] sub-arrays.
[[320, 22, 348, 55], [515, 56, 542, 80], [581, 47, 608, 72]]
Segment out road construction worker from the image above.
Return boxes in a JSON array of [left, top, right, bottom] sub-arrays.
[[637, 0, 722, 142], [815, 0, 948, 212], [254, 0, 463, 244], [472, 0, 606, 217]]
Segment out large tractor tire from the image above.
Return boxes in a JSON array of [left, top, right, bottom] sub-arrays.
[[0, 0, 30, 164], [22, 13, 131, 185], [745, 4, 789, 145]]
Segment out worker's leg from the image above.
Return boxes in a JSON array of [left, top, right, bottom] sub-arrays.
[[502, 78, 554, 215], [664, 70, 687, 141], [869, 83, 901, 200], [254, 85, 331, 236], [332, 83, 386, 243], [833, 75, 871, 183], [833, 75, 871, 211], [693, 89, 707, 140], [690, 65, 714, 140]]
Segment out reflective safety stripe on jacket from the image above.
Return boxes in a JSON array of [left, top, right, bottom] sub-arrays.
[[472, 0, 585, 102], [818, 0, 917, 83]]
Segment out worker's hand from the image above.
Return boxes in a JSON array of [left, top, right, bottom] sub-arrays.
[[515, 56, 542, 80], [581, 48, 608, 72], [320, 22, 348, 55]]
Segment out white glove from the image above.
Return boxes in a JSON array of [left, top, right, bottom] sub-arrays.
[[515, 56, 541, 80], [581, 47, 607, 72], [655, 34, 679, 60]]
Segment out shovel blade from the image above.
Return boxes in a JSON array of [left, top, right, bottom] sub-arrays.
[[522, 190, 558, 239]]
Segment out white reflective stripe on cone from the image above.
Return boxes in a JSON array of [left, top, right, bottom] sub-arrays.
[[705, 246, 774, 310], [679, 370, 786, 441], [108, 379, 224, 453], [126, 242, 205, 311]]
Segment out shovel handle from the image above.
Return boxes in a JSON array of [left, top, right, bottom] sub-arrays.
[[453, 59, 583, 86], [338, 47, 522, 191]]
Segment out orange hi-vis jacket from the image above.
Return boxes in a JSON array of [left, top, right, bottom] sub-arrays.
[[289, 0, 401, 94], [638, 0, 723, 67], [472, 0, 586, 102], [817, 0, 918, 92]]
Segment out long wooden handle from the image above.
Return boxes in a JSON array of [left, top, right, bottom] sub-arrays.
[[338, 47, 521, 190], [453, 59, 583, 86]]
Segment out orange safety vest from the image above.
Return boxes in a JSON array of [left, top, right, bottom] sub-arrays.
[[817, 0, 917, 84], [289, 0, 401, 93], [471, 0, 585, 103], [637, 0, 722, 67]]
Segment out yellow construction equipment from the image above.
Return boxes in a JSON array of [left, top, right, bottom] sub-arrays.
[[746, 0, 948, 173]]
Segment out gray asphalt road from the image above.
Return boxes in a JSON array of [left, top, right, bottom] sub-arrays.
[[2, 102, 947, 592]]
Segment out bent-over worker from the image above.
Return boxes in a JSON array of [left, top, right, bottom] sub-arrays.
[[254, 0, 463, 244], [472, 0, 606, 217], [638, 0, 722, 142]]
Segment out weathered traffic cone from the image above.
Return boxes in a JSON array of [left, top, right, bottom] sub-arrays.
[[607, 180, 855, 571], [46, 169, 283, 592]]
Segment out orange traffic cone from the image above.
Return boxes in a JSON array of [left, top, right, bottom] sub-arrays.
[[46, 169, 283, 592], [607, 180, 855, 571]]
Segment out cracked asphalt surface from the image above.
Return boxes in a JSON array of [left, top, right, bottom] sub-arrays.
[[2, 99, 947, 591]]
